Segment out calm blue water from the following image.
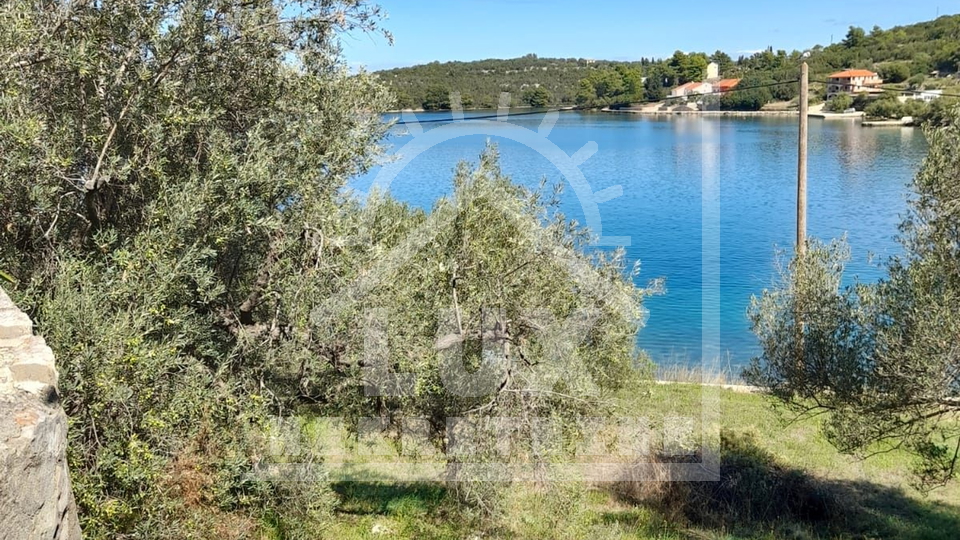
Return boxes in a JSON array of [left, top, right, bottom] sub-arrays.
[[352, 111, 928, 368]]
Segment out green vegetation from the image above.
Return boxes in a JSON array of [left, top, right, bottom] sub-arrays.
[[847, 91, 960, 124], [422, 85, 455, 110], [576, 65, 645, 107], [379, 15, 960, 112], [521, 86, 552, 108], [305, 149, 648, 509], [747, 105, 960, 489], [314, 384, 960, 540], [878, 61, 912, 83], [862, 92, 931, 119], [378, 54, 643, 109], [0, 1, 397, 536], [825, 93, 854, 112], [716, 73, 775, 111], [0, 1, 646, 537], [667, 50, 710, 85], [5, 1, 960, 538]]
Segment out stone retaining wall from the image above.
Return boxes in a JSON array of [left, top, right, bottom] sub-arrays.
[[0, 286, 81, 539]]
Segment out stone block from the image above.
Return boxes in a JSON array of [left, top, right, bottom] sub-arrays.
[[0, 309, 32, 340]]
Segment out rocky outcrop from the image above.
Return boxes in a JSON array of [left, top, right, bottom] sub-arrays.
[[0, 286, 81, 540]]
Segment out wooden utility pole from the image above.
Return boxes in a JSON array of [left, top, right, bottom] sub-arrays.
[[797, 62, 809, 255]]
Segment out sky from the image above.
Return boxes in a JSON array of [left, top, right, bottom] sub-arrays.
[[343, 0, 958, 71]]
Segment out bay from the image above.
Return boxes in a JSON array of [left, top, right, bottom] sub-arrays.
[[352, 111, 928, 369]]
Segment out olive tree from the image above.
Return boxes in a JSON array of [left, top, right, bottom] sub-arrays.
[[300, 148, 652, 509], [746, 105, 960, 489], [0, 1, 392, 536], [1, 1, 654, 534]]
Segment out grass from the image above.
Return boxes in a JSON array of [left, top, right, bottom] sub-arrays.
[[655, 364, 744, 385], [300, 383, 960, 539]]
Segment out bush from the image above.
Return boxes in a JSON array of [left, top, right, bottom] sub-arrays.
[[522, 86, 553, 108], [718, 74, 773, 111], [746, 107, 960, 488], [304, 148, 650, 511], [864, 94, 905, 119], [0, 1, 392, 536], [423, 85, 453, 110], [879, 62, 911, 83], [825, 93, 854, 112], [851, 92, 873, 111], [918, 98, 960, 126]]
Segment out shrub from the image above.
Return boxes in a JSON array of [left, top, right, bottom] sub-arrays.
[[0, 1, 392, 536], [746, 105, 960, 488], [825, 93, 854, 112], [865, 94, 905, 119], [303, 148, 651, 511], [879, 62, 911, 83]]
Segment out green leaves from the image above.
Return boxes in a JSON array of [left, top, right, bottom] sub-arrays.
[[576, 66, 644, 107], [314, 144, 644, 436], [521, 86, 552, 108], [748, 106, 960, 489], [1, 1, 393, 537]]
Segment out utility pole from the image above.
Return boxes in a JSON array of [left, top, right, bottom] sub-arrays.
[[797, 62, 809, 255]]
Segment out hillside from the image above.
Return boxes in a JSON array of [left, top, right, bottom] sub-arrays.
[[802, 13, 960, 84], [377, 14, 960, 110], [376, 54, 643, 109]]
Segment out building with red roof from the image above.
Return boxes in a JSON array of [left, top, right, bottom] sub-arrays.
[[827, 69, 883, 98], [669, 81, 713, 98], [715, 79, 741, 93]]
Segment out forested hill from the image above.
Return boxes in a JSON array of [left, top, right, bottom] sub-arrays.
[[804, 14, 960, 81], [376, 54, 643, 109], [377, 14, 960, 110]]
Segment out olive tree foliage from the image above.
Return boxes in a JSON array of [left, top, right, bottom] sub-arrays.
[[0, 1, 653, 534], [0, 0, 393, 536], [303, 149, 651, 509], [746, 106, 960, 490]]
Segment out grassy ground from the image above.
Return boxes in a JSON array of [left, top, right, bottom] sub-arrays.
[[302, 384, 960, 539]]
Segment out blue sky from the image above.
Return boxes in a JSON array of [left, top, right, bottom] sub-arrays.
[[343, 0, 957, 71]]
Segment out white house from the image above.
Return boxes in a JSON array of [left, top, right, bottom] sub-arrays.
[[912, 89, 943, 102], [826, 69, 883, 98], [669, 81, 713, 98]]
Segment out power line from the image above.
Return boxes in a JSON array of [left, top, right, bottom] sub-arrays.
[[390, 79, 801, 126], [660, 79, 800, 101]]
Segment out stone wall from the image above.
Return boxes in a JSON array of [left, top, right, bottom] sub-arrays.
[[0, 286, 81, 539]]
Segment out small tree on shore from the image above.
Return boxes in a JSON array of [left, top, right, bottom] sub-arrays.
[[746, 105, 960, 489], [522, 86, 553, 108], [423, 85, 453, 110], [307, 147, 651, 509], [825, 93, 854, 112], [824, 93, 853, 112]]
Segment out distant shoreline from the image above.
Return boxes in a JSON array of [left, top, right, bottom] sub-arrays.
[[603, 107, 799, 117], [383, 106, 563, 114], [384, 107, 799, 117]]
